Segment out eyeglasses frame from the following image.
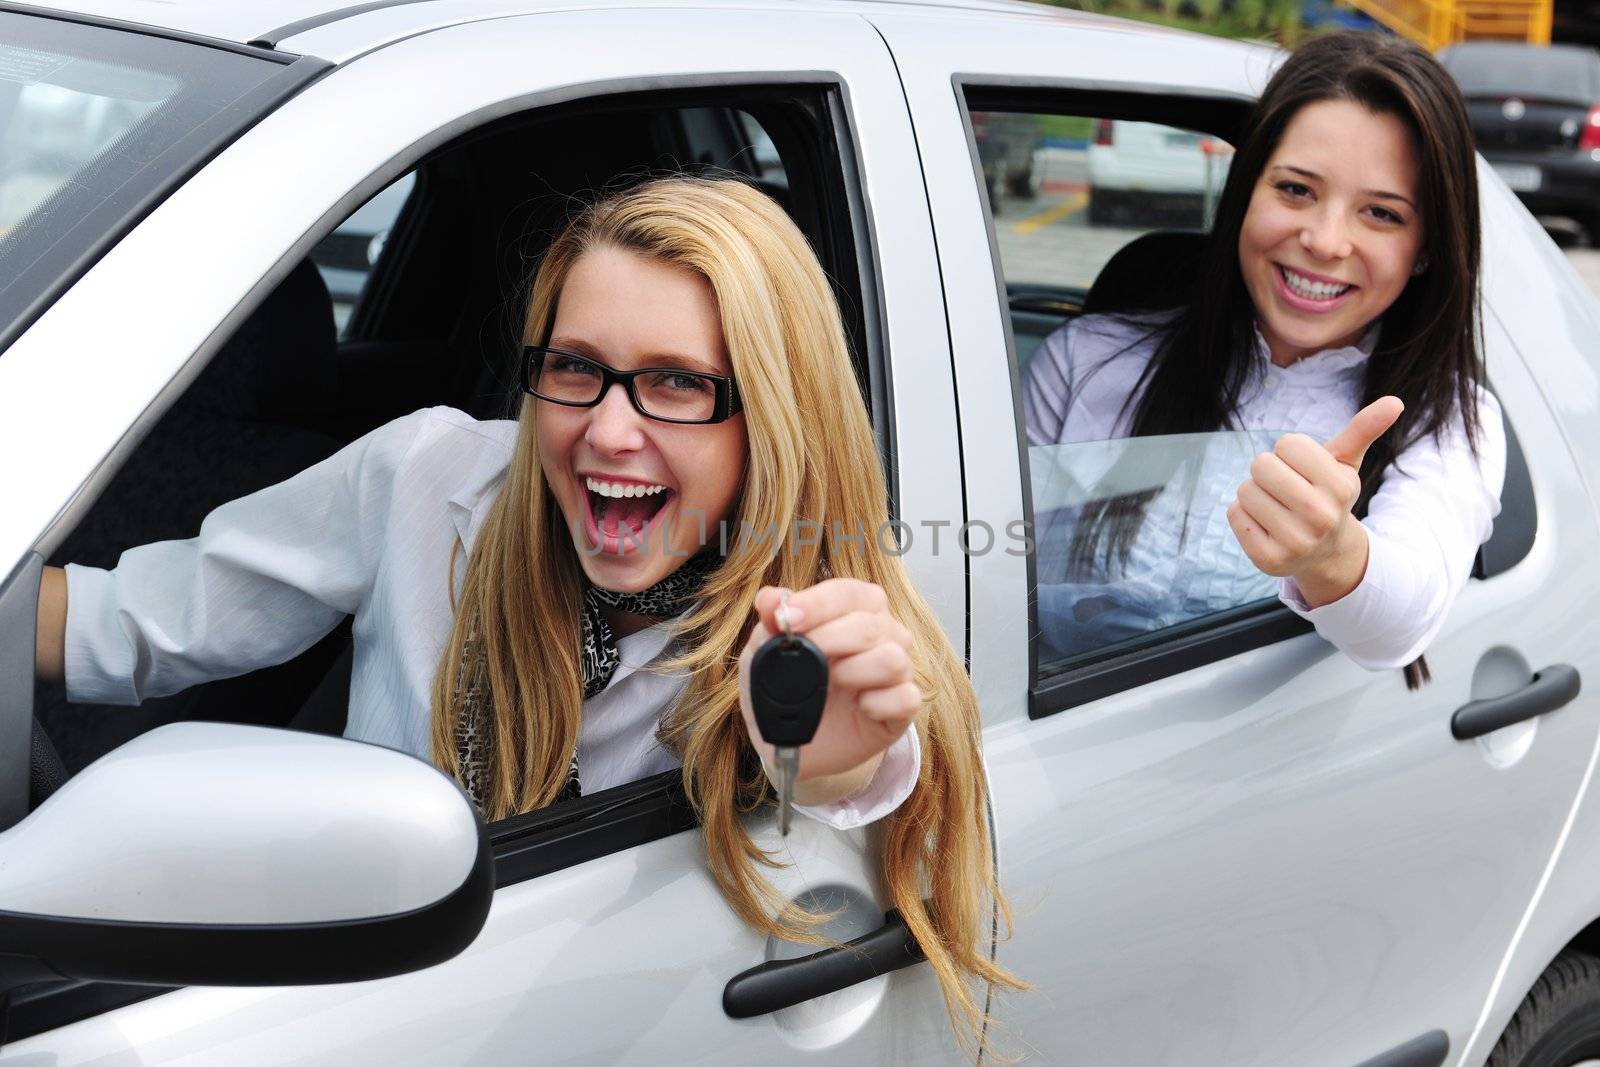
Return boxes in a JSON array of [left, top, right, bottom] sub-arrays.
[[522, 345, 744, 425]]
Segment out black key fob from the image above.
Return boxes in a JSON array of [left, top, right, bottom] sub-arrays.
[[749, 634, 829, 747]]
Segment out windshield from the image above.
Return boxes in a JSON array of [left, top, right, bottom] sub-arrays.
[[0, 13, 322, 355], [1443, 46, 1599, 102]]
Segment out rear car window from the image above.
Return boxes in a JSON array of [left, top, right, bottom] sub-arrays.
[[1442, 45, 1600, 101], [0, 12, 320, 356]]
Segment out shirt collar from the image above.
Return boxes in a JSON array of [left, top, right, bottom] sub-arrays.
[[599, 610, 692, 694], [1251, 321, 1379, 380], [446, 422, 520, 553]]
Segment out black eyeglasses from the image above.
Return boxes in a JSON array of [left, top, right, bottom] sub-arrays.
[[523, 345, 743, 425]]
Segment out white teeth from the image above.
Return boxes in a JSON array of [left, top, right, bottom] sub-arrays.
[[585, 477, 668, 498], [1282, 266, 1352, 301]]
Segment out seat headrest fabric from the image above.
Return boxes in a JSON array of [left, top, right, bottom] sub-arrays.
[[1082, 230, 1209, 317], [185, 258, 339, 419]]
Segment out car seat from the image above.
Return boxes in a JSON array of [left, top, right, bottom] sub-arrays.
[[1081, 229, 1208, 316], [37, 260, 353, 772]]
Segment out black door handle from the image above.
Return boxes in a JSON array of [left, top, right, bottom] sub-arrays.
[[1451, 664, 1581, 740], [722, 908, 925, 1018]]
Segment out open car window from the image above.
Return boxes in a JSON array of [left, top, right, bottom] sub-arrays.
[[970, 107, 1233, 372]]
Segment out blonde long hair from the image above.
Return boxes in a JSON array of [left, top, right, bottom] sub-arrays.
[[430, 176, 1023, 1047]]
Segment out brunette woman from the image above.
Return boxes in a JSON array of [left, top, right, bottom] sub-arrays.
[[1025, 30, 1504, 684]]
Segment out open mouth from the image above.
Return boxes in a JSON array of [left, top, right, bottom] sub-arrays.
[[1276, 264, 1357, 309], [583, 476, 675, 550]]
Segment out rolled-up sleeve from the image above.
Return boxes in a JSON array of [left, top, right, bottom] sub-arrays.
[[793, 726, 921, 831], [64, 410, 431, 705], [1279, 389, 1507, 669]]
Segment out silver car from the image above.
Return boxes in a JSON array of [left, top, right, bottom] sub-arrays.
[[1, 3, 1597, 1065]]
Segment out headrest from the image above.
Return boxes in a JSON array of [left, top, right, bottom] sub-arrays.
[[1082, 230, 1208, 317], [184, 258, 338, 420]]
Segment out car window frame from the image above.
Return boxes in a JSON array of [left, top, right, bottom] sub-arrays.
[[10, 72, 892, 1043], [957, 82, 1299, 719]]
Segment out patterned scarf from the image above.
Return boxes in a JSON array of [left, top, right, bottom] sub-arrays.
[[453, 551, 720, 811]]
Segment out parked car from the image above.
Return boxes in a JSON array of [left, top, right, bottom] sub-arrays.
[[1, 3, 1599, 1065], [309, 172, 415, 330], [1086, 117, 1233, 227], [1439, 41, 1600, 239], [972, 110, 1042, 212]]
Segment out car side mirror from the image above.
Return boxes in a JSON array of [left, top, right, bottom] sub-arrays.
[[0, 723, 490, 989]]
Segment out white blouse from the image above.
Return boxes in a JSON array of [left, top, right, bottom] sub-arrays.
[[1022, 312, 1507, 669], [63, 406, 919, 829]]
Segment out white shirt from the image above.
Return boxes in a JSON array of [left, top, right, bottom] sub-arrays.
[[63, 406, 919, 829], [1023, 312, 1507, 669]]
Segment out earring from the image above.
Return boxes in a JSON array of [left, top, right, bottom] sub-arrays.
[[1411, 255, 1430, 277]]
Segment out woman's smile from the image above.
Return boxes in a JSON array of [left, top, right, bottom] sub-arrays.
[[1272, 263, 1359, 312], [578, 473, 677, 554]]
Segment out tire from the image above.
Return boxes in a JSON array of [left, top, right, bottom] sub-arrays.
[[1488, 950, 1600, 1067], [1087, 189, 1114, 227]]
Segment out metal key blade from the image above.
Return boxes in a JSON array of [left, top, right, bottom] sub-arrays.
[[750, 631, 828, 839], [778, 747, 800, 836]]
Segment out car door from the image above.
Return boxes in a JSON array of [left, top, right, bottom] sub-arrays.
[[874, 12, 1600, 1065], [0, 9, 970, 1063]]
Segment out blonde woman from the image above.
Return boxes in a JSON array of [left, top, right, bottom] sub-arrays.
[[35, 176, 1021, 1046]]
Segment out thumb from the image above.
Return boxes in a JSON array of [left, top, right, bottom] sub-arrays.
[[749, 586, 792, 641], [1324, 396, 1403, 468]]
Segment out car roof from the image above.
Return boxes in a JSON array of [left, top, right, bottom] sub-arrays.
[[32, 0, 1202, 56]]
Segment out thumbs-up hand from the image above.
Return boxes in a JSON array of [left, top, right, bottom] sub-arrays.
[[1226, 397, 1403, 607]]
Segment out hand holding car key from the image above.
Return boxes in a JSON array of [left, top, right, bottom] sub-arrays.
[[738, 580, 923, 835], [749, 590, 828, 835]]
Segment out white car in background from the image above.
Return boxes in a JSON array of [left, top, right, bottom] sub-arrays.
[[1086, 117, 1234, 227], [1, 3, 1599, 1066]]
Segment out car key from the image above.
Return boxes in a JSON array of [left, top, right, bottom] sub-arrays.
[[750, 591, 829, 836]]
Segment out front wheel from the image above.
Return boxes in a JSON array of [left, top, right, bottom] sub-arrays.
[[1488, 950, 1600, 1066]]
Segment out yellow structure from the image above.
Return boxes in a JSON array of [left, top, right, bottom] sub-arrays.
[[1347, 0, 1553, 50]]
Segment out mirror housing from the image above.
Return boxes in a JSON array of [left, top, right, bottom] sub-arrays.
[[0, 723, 490, 986]]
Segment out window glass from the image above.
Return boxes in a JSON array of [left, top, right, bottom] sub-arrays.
[[311, 172, 415, 336], [678, 106, 789, 188], [1031, 431, 1278, 668], [0, 13, 297, 352], [734, 111, 787, 187], [971, 107, 1267, 676]]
